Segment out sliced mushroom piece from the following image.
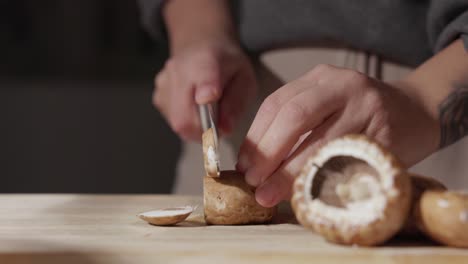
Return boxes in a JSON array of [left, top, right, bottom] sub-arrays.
[[291, 134, 411, 246], [204, 170, 276, 225], [419, 190, 468, 248], [138, 206, 195, 226], [202, 128, 220, 177]]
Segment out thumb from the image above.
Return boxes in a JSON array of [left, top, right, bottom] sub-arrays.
[[193, 64, 224, 105]]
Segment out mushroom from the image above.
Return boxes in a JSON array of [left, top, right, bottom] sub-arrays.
[[291, 135, 412, 246], [204, 170, 276, 225], [401, 174, 447, 236], [138, 206, 195, 226], [202, 128, 220, 177], [418, 190, 468, 247]]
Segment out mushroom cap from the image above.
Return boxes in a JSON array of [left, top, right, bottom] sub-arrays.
[[138, 206, 194, 226], [204, 170, 276, 225], [401, 174, 447, 236], [291, 134, 411, 246], [419, 190, 468, 247], [202, 128, 220, 177]]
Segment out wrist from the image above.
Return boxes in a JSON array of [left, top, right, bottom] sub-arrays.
[[170, 31, 239, 55], [391, 79, 441, 151], [391, 79, 440, 121], [163, 0, 239, 54]]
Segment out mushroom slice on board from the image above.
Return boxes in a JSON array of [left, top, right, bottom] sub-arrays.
[[291, 134, 411, 246], [419, 190, 468, 248], [138, 206, 195, 226]]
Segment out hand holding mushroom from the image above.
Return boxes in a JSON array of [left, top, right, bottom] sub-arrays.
[[236, 64, 439, 208]]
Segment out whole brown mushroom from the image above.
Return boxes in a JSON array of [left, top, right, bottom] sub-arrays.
[[291, 135, 412, 246], [401, 174, 447, 236], [204, 170, 276, 225], [418, 190, 468, 248]]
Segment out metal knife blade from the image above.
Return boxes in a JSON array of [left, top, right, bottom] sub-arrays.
[[199, 104, 220, 174], [199, 104, 218, 143]]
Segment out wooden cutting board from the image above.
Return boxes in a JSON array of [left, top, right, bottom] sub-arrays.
[[0, 194, 466, 264]]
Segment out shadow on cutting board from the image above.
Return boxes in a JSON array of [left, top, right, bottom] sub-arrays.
[[0, 240, 98, 264], [169, 200, 298, 227]]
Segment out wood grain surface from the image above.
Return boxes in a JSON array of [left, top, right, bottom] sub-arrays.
[[0, 194, 467, 264]]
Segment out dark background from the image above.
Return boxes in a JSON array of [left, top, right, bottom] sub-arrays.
[[0, 0, 180, 193]]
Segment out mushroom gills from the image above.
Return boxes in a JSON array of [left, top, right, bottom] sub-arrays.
[[312, 156, 384, 212], [291, 135, 411, 246]]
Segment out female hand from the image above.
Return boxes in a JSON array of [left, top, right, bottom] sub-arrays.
[[236, 64, 439, 207]]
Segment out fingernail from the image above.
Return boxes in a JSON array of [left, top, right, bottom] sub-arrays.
[[195, 85, 217, 104], [255, 182, 277, 208]]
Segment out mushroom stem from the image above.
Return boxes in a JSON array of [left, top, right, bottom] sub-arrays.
[[336, 174, 379, 204], [204, 170, 276, 225]]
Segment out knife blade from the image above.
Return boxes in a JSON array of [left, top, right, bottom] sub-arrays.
[[199, 104, 220, 176]]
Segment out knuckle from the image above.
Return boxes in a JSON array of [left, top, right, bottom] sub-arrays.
[[202, 67, 222, 84], [164, 58, 175, 70], [199, 48, 221, 60], [259, 94, 283, 116], [190, 62, 222, 85], [347, 70, 369, 86], [193, 50, 219, 68], [282, 100, 308, 123], [310, 64, 335, 75], [152, 91, 163, 109], [315, 63, 334, 72], [154, 72, 165, 88], [199, 60, 221, 77], [366, 90, 385, 112], [305, 64, 337, 83]]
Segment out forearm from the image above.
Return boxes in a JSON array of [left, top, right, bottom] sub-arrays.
[[163, 0, 237, 53], [399, 39, 468, 148]]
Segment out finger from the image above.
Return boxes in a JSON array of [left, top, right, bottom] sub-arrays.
[[236, 79, 314, 172], [253, 112, 340, 207], [255, 109, 366, 207], [165, 65, 202, 141], [244, 86, 343, 187], [218, 68, 257, 136], [153, 68, 168, 107], [236, 64, 346, 173], [244, 64, 342, 146], [191, 60, 224, 105], [169, 88, 202, 141]]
